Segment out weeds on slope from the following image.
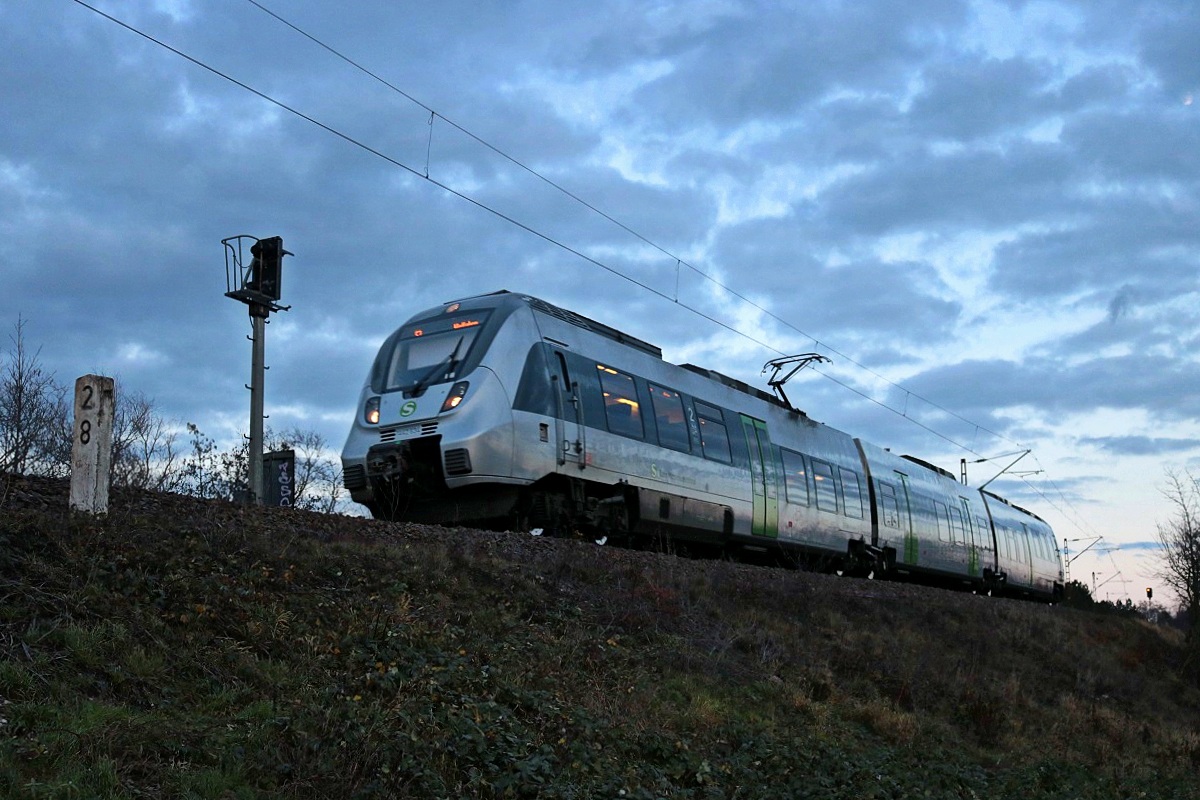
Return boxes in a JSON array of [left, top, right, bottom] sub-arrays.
[[0, 478, 1198, 798]]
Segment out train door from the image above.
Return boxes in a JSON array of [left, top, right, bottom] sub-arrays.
[[896, 472, 917, 565], [1019, 522, 1035, 586], [740, 415, 779, 538], [550, 350, 586, 470], [960, 498, 981, 577]]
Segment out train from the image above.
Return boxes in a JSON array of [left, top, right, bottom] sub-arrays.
[[341, 290, 1064, 601]]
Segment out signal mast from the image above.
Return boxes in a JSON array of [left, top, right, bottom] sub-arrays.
[[222, 235, 292, 505]]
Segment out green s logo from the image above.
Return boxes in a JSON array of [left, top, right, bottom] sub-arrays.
[[400, 401, 417, 418]]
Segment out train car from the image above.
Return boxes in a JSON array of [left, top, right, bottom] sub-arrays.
[[341, 290, 1064, 601]]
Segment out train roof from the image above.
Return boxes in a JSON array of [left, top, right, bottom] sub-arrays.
[[475, 291, 798, 412], [522, 294, 663, 359], [450, 290, 665, 360], [679, 364, 789, 411], [981, 488, 1047, 524], [900, 454, 958, 481]]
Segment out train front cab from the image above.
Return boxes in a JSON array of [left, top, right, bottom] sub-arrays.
[[341, 294, 538, 524]]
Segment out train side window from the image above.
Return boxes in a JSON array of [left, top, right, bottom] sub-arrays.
[[878, 481, 900, 528], [959, 501, 976, 543], [934, 500, 950, 542], [512, 345, 556, 417], [694, 401, 732, 463], [811, 459, 838, 513], [918, 497, 936, 540], [648, 384, 690, 452], [596, 364, 643, 439], [840, 468, 864, 519], [949, 505, 966, 544], [781, 449, 809, 506]]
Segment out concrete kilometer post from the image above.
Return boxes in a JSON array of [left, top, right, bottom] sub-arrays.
[[69, 374, 115, 515]]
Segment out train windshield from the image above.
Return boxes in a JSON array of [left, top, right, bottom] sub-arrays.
[[376, 311, 492, 392]]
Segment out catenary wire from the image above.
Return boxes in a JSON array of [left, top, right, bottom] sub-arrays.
[[67, 0, 1102, 541], [242, 0, 1017, 453], [69, 0, 1005, 458], [237, 0, 1103, 537]]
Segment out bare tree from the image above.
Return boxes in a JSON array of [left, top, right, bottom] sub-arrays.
[[176, 423, 347, 513], [179, 423, 245, 501], [272, 426, 346, 513], [110, 388, 183, 492], [0, 318, 69, 477], [1157, 470, 1200, 615], [0, 318, 348, 514], [1156, 469, 1200, 679]]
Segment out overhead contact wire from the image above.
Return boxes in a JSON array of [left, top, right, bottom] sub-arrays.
[[74, 0, 1099, 537], [242, 0, 1019, 453], [68, 0, 784, 358]]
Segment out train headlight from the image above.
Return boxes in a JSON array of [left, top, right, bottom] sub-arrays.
[[364, 396, 381, 425], [440, 381, 469, 413]]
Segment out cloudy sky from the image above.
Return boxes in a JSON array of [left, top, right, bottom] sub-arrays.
[[4, 0, 1197, 603]]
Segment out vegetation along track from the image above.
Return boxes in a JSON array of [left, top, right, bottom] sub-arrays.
[[2, 472, 1199, 798]]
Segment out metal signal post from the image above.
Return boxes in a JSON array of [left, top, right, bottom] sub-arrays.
[[222, 235, 293, 505]]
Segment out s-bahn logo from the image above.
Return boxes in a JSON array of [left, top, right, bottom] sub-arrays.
[[400, 400, 417, 417]]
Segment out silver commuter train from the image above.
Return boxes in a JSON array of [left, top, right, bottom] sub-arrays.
[[341, 290, 1064, 601]]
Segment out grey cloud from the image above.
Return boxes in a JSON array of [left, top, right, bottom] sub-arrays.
[[1115, 541, 1164, 552], [1050, 301, 1200, 363], [1062, 108, 1200, 182], [712, 216, 962, 351], [1106, 286, 1136, 322], [907, 57, 1057, 142], [1137, 2, 1200, 97], [820, 141, 1076, 235], [2, 0, 1198, 569], [621, 2, 964, 130], [1079, 435, 1200, 456], [989, 200, 1199, 301], [893, 352, 1200, 435]]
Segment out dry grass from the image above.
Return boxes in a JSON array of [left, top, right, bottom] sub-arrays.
[[2, 473, 1199, 798]]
